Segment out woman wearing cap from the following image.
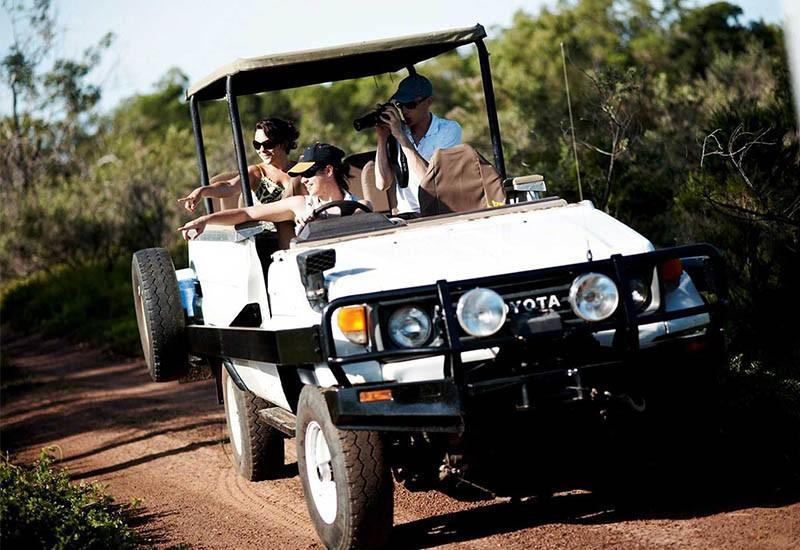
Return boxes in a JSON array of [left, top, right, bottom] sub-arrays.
[[178, 117, 302, 212], [178, 143, 369, 240]]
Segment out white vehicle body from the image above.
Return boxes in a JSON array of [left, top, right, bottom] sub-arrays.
[[186, 199, 710, 411]]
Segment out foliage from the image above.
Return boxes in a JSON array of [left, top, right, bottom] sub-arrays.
[[718, 353, 800, 486], [1, 0, 114, 193], [0, 0, 797, 379], [1, 259, 140, 355], [0, 450, 140, 549]]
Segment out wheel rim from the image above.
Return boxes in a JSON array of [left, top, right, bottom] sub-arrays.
[[304, 420, 337, 524], [225, 375, 244, 458]]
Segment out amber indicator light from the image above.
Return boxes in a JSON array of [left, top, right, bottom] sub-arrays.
[[359, 389, 393, 403], [338, 305, 368, 344]]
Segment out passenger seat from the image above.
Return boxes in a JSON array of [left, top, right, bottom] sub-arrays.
[[418, 144, 506, 216], [343, 151, 396, 214], [360, 161, 396, 214]]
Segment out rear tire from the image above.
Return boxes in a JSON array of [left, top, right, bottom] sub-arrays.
[[296, 385, 393, 549], [131, 248, 187, 382], [222, 367, 285, 480]]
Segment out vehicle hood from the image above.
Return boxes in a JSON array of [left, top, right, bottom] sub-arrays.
[[314, 202, 654, 300]]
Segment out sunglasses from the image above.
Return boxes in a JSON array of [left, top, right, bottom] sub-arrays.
[[296, 165, 321, 178], [253, 139, 279, 151], [397, 97, 427, 110]]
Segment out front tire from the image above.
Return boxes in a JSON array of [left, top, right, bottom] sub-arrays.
[[222, 367, 285, 480], [296, 386, 393, 549], [131, 248, 187, 382]]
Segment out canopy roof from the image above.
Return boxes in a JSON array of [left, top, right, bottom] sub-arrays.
[[187, 24, 486, 101]]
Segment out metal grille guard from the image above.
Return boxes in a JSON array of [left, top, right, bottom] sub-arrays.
[[319, 244, 726, 388]]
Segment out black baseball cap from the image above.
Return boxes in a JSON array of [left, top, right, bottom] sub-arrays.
[[288, 142, 345, 175]]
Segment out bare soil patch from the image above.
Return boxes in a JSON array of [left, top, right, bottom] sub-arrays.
[[2, 332, 798, 549]]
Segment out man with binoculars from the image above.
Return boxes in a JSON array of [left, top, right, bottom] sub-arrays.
[[373, 73, 462, 214]]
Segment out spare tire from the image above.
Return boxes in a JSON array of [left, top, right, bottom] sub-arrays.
[[131, 248, 188, 382]]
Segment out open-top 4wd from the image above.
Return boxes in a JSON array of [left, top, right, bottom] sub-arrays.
[[132, 25, 726, 549]]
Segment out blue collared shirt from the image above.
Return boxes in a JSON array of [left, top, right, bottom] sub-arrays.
[[396, 113, 462, 214]]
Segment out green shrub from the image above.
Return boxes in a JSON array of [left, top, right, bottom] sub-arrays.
[[1, 245, 188, 357], [1, 260, 140, 355], [0, 451, 140, 549]]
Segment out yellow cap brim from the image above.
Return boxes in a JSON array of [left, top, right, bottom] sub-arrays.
[[288, 161, 316, 175]]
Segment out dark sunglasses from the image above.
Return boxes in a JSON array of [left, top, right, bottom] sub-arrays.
[[397, 97, 427, 110], [297, 164, 321, 178], [252, 139, 279, 151]]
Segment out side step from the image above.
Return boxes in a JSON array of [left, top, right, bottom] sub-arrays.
[[257, 407, 296, 437]]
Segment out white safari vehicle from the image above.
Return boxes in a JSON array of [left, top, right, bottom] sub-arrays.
[[132, 25, 726, 549]]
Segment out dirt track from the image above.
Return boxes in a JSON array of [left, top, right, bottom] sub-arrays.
[[2, 332, 799, 549]]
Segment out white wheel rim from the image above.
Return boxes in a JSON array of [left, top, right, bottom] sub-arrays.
[[304, 420, 337, 524], [225, 375, 244, 457]]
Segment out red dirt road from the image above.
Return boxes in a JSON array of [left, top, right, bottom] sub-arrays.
[[2, 332, 798, 549]]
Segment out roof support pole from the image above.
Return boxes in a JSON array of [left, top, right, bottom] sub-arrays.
[[189, 95, 214, 214], [476, 40, 506, 180], [226, 75, 254, 207]]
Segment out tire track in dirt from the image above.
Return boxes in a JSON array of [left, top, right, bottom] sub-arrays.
[[2, 332, 798, 549]]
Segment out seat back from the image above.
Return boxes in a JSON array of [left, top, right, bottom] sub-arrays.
[[418, 144, 506, 216], [360, 161, 396, 214], [342, 151, 397, 214], [347, 163, 363, 198]]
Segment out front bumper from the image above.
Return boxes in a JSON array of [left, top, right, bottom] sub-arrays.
[[320, 244, 726, 431], [323, 329, 723, 432]]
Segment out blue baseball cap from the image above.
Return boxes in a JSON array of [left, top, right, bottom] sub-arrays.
[[391, 74, 433, 103]]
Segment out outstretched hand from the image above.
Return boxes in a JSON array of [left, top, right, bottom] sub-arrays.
[[177, 187, 204, 213], [177, 217, 208, 241]]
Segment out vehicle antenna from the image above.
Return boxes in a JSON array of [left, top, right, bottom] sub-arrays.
[[561, 42, 592, 262], [560, 42, 583, 202]]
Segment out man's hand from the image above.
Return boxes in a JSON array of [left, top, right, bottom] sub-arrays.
[[177, 216, 208, 240], [379, 105, 406, 141], [177, 187, 204, 213]]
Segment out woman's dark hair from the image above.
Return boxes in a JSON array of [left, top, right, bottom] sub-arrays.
[[254, 117, 300, 151], [330, 163, 350, 192]]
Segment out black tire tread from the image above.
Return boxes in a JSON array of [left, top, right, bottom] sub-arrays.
[[241, 389, 285, 481], [132, 248, 187, 382], [297, 386, 393, 549], [337, 428, 392, 549], [222, 369, 285, 481]]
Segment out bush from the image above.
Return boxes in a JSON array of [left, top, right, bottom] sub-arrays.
[[1, 260, 141, 355], [0, 451, 140, 549], [1, 246, 188, 358]]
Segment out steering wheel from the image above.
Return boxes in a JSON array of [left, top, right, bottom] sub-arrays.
[[311, 200, 373, 219]]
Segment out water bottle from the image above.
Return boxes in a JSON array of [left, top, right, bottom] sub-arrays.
[[175, 268, 197, 320]]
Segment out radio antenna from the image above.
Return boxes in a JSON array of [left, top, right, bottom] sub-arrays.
[[561, 42, 592, 262], [561, 42, 583, 202]]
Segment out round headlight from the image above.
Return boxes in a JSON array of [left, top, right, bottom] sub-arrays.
[[387, 306, 432, 348], [456, 288, 507, 337], [569, 273, 619, 321]]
